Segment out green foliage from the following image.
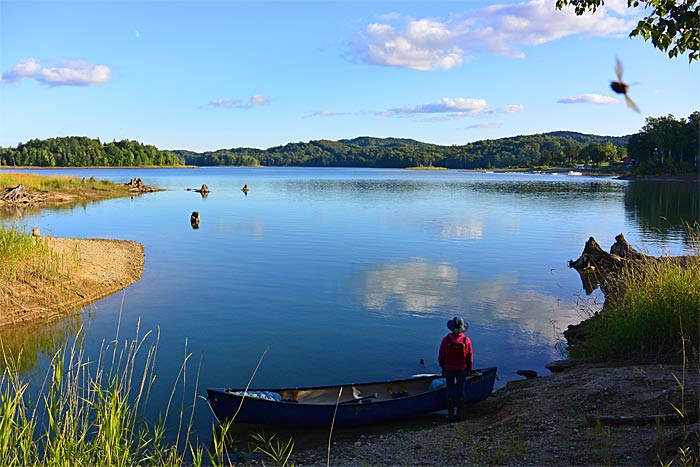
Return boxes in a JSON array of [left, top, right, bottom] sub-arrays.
[[627, 112, 700, 172], [175, 132, 630, 169], [556, 0, 700, 62], [249, 432, 295, 467], [0, 137, 184, 167]]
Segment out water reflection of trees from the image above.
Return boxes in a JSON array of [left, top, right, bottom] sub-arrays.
[[280, 179, 626, 200], [0, 199, 90, 222], [0, 313, 85, 373], [624, 181, 700, 240]]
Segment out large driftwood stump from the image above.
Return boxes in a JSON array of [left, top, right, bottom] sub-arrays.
[[568, 236, 624, 272], [609, 233, 650, 261], [1, 184, 41, 204], [568, 234, 655, 274], [125, 178, 156, 192]]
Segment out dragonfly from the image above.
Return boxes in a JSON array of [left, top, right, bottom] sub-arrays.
[[610, 57, 640, 113]]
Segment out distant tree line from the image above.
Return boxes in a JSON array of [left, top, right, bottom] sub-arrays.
[[0, 137, 183, 167], [1, 112, 696, 171], [171, 132, 632, 169], [627, 112, 700, 173]]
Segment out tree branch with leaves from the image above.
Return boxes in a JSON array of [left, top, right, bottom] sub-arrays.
[[556, 0, 699, 62]]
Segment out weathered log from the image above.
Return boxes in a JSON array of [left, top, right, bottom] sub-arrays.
[[545, 359, 587, 373], [516, 370, 538, 379], [1, 184, 40, 204], [586, 412, 699, 426], [186, 184, 210, 194]]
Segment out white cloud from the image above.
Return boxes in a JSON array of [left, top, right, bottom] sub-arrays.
[[557, 93, 622, 105], [247, 94, 270, 107], [209, 94, 270, 109], [498, 104, 525, 114], [309, 109, 336, 117], [1, 58, 111, 86], [359, 20, 466, 70], [209, 98, 241, 107], [351, 0, 635, 69], [381, 97, 489, 116], [467, 122, 504, 129]]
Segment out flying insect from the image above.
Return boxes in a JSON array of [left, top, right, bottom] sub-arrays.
[[610, 57, 640, 113]]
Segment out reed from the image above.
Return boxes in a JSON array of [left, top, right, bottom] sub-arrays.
[[0, 224, 77, 314]]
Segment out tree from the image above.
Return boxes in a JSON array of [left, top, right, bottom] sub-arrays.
[[556, 0, 700, 62], [581, 143, 608, 166]]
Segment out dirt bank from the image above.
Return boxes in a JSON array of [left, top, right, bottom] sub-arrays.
[[0, 238, 144, 328], [291, 363, 699, 466]]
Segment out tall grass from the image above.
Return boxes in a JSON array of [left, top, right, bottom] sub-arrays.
[[0, 172, 118, 193], [0, 224, 76, 315], [0, 321, 296, 467], [570, 225, 700, 362]]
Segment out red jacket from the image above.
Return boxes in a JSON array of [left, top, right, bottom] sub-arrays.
[[438, 332, 473, 372]]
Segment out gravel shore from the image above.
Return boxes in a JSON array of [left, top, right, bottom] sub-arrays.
[[289, 363, 699, 466]]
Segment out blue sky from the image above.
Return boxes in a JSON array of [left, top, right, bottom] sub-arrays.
[[1, 0, 698, 152]]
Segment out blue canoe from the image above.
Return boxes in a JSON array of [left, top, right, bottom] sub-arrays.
[[206, 367, 497, 427]]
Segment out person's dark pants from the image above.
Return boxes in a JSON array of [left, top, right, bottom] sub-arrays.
[[445, 368, 467, 420], [445, 368, 467, 401]]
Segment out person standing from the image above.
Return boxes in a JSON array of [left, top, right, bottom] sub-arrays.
[[438, 316, 473, 421]]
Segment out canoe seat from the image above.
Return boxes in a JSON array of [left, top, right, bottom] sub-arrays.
[[387, 382, 409, 399], [280, 390, 299, 402]]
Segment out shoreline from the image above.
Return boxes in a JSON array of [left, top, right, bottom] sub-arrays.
[[1, 165, 197, 169], [5, 165, 699, 181], [292, 362, 699, 466], [0, 238, 144, 328]]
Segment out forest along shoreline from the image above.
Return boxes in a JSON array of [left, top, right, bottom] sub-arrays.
[[0, 174, 151, 328]]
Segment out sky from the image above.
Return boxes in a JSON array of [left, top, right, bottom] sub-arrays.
[[1, 0, 698, 152]]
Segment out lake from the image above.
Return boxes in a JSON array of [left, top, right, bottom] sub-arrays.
[[1, 167, 697, 439]]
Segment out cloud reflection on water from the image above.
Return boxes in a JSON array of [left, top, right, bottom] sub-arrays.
[[358, 259, 581, 350]]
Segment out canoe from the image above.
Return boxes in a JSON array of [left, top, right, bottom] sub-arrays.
[[206, 366, 497, 427]]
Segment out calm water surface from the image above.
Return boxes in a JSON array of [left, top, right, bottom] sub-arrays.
[[1, 167, 697, 439]]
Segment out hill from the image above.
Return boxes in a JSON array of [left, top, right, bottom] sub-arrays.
[[171, 131, 631, 169]]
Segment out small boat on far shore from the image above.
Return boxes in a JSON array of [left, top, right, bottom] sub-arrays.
[[567, 171, 583, 176], [206, 367, 497, 427]]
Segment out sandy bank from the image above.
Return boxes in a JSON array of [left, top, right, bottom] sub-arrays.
[[0, 238, 144, 328]]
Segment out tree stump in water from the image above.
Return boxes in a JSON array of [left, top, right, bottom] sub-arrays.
[[610, 233, 649, 260], [190, 211, 200, 229], [125, 178, 156, 192], [568, 237, 625, 272]]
